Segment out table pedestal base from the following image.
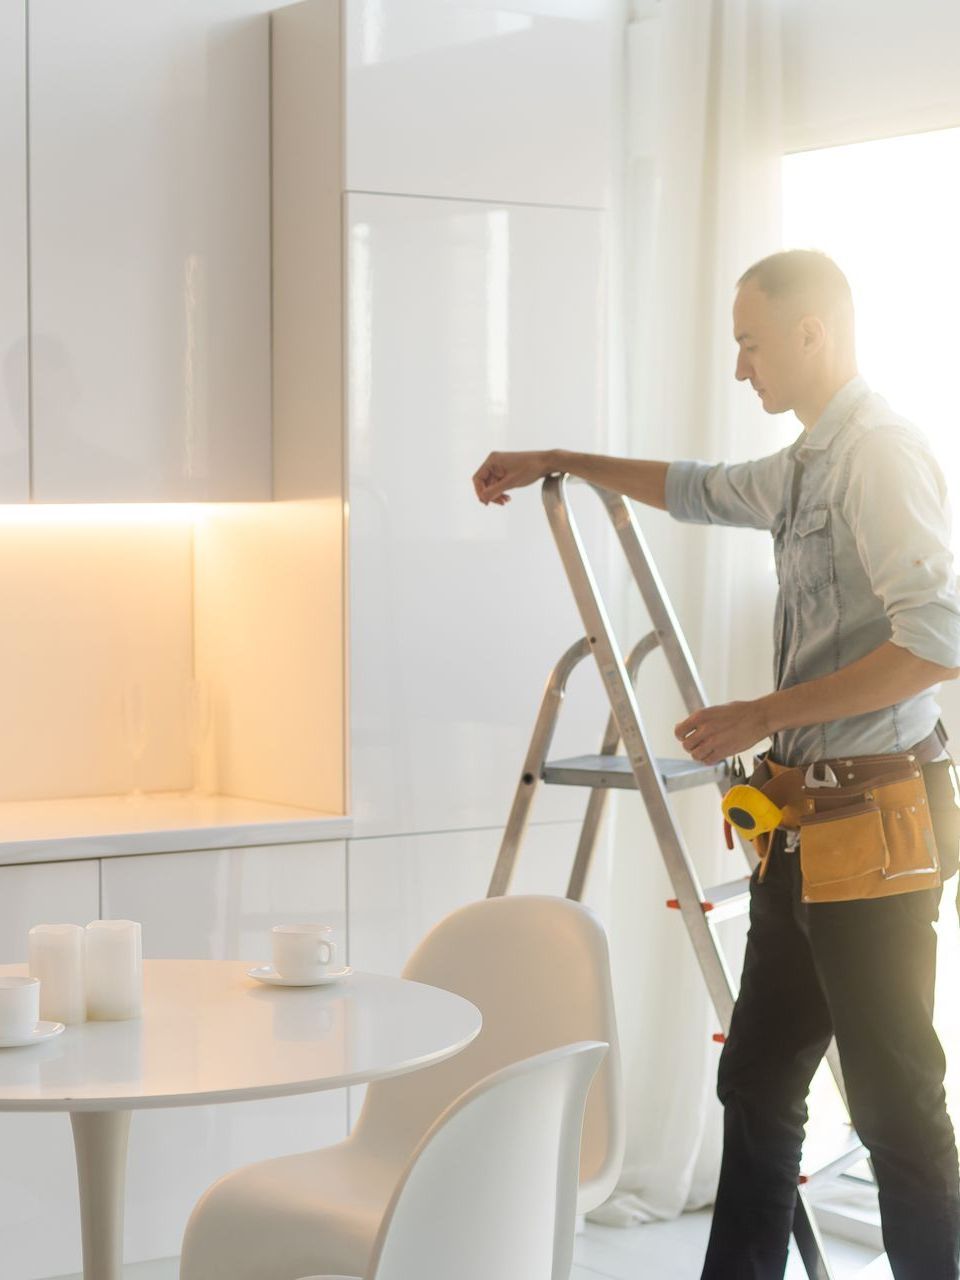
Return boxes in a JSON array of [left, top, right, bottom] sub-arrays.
[[71, 1110, 132, 1280]]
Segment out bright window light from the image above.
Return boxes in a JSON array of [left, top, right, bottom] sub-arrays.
[[783, 127, 960, 547], [784, 129, 960, 1129]]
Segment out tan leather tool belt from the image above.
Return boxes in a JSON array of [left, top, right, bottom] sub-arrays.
[[748, 728, 945, 903]]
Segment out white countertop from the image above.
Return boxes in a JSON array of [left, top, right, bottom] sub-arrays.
[[0, 960, 482, 1109], [0, 791, 352, 865]]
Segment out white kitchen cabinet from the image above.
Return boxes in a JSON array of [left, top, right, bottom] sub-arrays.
[[347, 822, 609, 977], [0, 857, 99, 963], [0, 0, 29, 502], [272, 3, 619, 840], [0, 859, 99, 1280], [100, 840, 346, 961], [344, 0, 622, 208], [27, 0, 275, 502], [100, 841, 349, 1269], [346, 192, 617, 838]]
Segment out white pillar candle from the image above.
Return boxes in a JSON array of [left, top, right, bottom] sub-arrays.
[[84, 920, 143, 1021], [28, 924, 86, 1024]]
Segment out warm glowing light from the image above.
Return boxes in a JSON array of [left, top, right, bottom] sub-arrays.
[[0, 504, 206, 526]]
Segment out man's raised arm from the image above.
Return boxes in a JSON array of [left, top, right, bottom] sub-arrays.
[[472, 449, 669, 509]]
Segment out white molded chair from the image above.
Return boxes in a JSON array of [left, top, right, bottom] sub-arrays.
[[296, 1042, 609, 1280], [180, 895, 624, 1280]]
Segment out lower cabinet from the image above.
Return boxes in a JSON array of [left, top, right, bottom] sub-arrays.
[[0, 861, 99, 1280], [102, 841, 349, 1272], [0, 843, 347, 1279]]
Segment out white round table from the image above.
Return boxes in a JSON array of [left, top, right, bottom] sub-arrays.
[[0, 960, 482, 1279]]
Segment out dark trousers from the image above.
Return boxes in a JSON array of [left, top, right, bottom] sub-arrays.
[[701, 760, 960, 1280]]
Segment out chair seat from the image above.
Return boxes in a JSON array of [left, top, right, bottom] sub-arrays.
[[180, 1141, 396, 1280]]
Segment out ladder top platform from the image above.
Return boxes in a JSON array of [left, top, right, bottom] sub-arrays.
[[542, 754, 730, 793]]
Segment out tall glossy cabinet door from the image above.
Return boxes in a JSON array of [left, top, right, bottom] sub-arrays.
[[0, 0, 29, 502], [344, 0, 620, 207], [27, 0, 273, 502], [347, 194, 613, 838]]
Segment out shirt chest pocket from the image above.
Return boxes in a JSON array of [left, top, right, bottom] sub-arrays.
[[792, 505, 835, 592]]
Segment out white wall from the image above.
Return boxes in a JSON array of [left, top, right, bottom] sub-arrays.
[[782, 0, 960, 151]]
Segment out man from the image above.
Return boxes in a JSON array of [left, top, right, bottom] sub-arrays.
[[472, 250, 960, 1279]]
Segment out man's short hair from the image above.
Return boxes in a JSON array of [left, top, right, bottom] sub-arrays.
[[738, 250, 854, 329]]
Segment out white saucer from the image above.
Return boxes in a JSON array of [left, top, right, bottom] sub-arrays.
[[0, 1021, 65, 1049], [247, 965, 353, 988]]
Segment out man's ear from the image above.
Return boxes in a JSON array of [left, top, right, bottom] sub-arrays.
[[799, 314, 826, 355]]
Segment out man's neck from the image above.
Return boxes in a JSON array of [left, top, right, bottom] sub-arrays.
[[795, 366, 860, 431]]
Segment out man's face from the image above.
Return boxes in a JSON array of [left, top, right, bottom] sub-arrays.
[[733, 281, 804, 415]]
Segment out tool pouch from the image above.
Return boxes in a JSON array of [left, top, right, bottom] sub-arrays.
[[745, 753, 798, 873], [797, 755, 940, 903]]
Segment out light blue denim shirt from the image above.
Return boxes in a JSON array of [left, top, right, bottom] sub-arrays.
[[665, 376, 960, 765]]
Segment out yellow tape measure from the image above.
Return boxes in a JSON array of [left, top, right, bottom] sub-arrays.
[[721, 785, 784, 839]]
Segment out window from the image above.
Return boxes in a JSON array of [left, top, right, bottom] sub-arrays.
[[783, 124, 960, 1168], [783, 128, 960, 545]]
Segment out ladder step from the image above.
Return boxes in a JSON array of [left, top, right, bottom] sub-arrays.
[[665, 877, 751, 922], [701, 876, 752, 921], [857, 1257, 892, 1278], [541, 754, 729, 792], [799, 1128, 868, 1190]]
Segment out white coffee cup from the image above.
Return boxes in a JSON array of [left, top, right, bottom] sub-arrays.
[[271, 924, 337, 982], [0, 976, 41, 1039]]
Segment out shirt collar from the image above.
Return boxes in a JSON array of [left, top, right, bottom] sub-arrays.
[[794, 375, 871, 456]]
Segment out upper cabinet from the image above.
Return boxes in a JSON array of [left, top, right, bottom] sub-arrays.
[[27, 0, 274, 503], [344, 0, 622, 209], [5, 0, 621, 504], [0, 0, 29, 502]]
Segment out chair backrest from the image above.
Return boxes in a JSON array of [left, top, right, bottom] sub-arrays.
[[367, 1042, 608, 1280], [352, 895, 624, 1211]]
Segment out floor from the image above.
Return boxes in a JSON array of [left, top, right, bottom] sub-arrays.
[[55, 1211, 886, 1279]]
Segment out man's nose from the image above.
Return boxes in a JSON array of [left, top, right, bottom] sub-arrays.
[[735, 354, 750, 382]]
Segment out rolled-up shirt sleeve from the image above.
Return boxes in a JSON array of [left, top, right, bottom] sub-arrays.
[[665, 448, 791, 531], [842, 425, 960, 668]]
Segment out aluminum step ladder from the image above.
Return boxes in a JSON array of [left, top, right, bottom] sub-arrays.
[[487, 473, 872, 1280]]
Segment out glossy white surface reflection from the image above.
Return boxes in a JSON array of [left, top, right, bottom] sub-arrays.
[[0, 961, 481, 1109], [345, 0, 620, 206], [0, 0, 28, 501], [0, 792, 350, 866], [0, 860, 100, 964], [100, 841, 347, 964], [347, 193, 614, 837], [28, 0, 275, 501]]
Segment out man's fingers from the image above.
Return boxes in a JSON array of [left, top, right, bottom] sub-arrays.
[[473, 463, 509, 504], [675, 713, 701, 740]]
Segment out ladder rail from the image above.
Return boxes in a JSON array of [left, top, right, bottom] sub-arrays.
[[567, 631, 663, 900], [539, 473, 739, 1026], [591, 481, 710, 716], [487, 629, 664, 901], [517, 472, 856, 1280], [487, 637, 593, 898]]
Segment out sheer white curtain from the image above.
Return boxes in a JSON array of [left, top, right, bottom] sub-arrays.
[[591, 0, 785, 1227]]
